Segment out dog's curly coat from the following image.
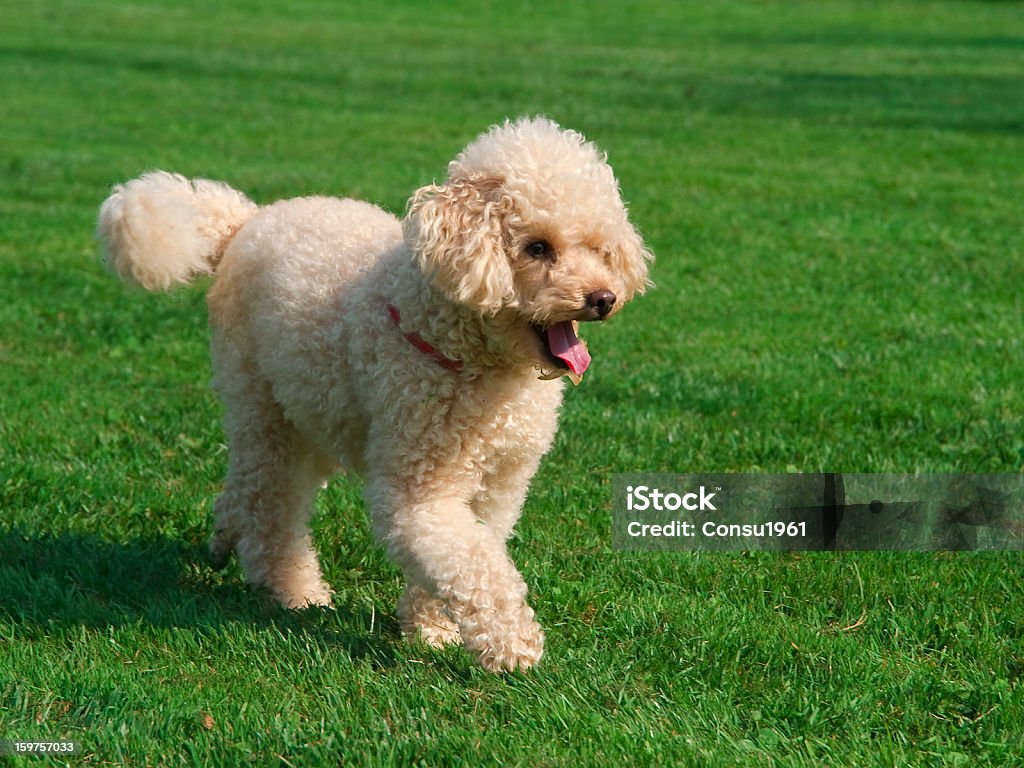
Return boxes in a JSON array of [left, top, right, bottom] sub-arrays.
[[97, 117, 652, 672]]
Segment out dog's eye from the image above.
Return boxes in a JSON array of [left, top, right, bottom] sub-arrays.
[[525, 240, 554, 260]]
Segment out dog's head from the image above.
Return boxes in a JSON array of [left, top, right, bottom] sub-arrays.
[[402, 117, 653, 382]]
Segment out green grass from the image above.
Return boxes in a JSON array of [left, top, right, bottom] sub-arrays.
[[2, 0, 1024, 764]]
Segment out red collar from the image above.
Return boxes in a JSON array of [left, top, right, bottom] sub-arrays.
[[387, 304, 464, 372]]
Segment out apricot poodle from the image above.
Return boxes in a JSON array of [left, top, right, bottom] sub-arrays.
[[97, 117, 652, 672]]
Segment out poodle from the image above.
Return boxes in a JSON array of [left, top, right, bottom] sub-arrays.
[[97, 117, 652, 672]]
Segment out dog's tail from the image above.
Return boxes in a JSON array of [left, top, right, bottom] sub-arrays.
[[97, 171, 258, 291]]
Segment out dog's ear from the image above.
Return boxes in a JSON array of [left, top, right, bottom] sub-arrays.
[[607, 223, 655, 300], [402, 175, 515, 313]]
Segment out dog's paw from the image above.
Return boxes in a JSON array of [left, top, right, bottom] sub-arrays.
[[403, 619, 462, 648], [398, 585, 461, 647], [461, 607, 545, 673], [471, 619, 545, 673], [207, 531, 236, 571], [277, 584, 334, 610]]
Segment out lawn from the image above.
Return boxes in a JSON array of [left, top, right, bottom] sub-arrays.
[[2, 0, 1023, 765]]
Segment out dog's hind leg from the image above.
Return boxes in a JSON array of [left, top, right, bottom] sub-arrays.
[[213, 403, 334, 608], [209, 347, 334, 608], [234, 450, 334, 609]]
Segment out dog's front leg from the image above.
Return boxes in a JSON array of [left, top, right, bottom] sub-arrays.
[[366, 480, 544, 672]]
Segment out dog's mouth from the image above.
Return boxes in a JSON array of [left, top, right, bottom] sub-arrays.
[[531, 320, 591, 385]]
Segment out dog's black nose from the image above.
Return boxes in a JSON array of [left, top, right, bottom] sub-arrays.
[[586, 289, 617, 318]]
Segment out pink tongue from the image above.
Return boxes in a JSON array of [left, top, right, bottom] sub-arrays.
[[546, 322, 591, 376]]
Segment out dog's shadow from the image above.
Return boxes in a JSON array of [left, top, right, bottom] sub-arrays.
[[0, 528, 399, 670]]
